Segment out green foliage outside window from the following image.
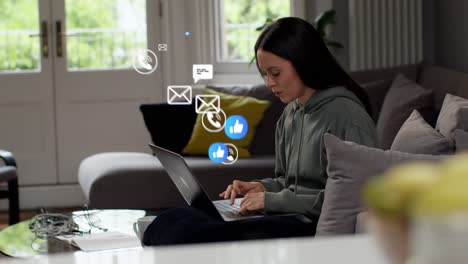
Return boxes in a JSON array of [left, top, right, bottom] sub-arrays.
[[65, 0, 146, 70], [1, 0, 300, 70], [220, 0, 290, 62], [0, 0, 146, 72], [0, 0, 40, 71]]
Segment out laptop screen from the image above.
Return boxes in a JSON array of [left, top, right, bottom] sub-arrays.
[[148, 144, 222, 220], [149, 145, 203, 205]]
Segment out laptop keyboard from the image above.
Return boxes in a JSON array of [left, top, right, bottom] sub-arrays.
[[213, 199, 266, 221], [216, 200, 241, 214]]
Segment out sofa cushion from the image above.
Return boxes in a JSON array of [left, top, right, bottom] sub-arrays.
[[349, 63, 420, 84], [140, 103, 197, 154], [316, 133, 444, 236], [391, 110, 454, 155], [376, 74, 434, 149], [78, 152, 275, 209], [418, 65, 468, 111], [183, 89, 270, 158], [435, 94, 468, 141], [209, 84, 276, 101], [209, 84, 285, 155], [454, 129, 468, 152], [361, 79, 393, 123]]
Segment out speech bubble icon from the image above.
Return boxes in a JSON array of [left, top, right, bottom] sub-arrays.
[[193, 64, 213, 83]]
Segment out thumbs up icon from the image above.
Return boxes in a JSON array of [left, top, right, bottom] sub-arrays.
[[208, 143, 228, 163], [225, 115, 248, 140], [229, 119, 244, 134], [212, 146, 225, 158]]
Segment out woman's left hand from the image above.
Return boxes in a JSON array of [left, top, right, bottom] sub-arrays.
[[239, 192, 265, 214]]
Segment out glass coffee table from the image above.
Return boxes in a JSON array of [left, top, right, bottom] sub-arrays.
[[0, 209, 148, 258]]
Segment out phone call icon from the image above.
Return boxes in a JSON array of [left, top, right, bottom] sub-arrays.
[[202, 108, 226, 132], [206, 112, 222, 128], [222, 143, 238, 165], [138, 54, 153, 71], [133, 49, 158, 74]]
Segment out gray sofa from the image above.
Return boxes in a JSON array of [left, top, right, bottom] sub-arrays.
[[78, 63, 468, 212]]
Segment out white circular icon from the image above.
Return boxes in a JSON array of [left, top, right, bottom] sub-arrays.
[[133, 49, 158, 75], [202, 108, 226, 132], [222, 143, 238, 165]]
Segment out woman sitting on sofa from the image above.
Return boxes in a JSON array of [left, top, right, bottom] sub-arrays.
[[143, 17, 377, 245]]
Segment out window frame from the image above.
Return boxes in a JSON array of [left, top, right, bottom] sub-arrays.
[[209, 0, 306, 75]]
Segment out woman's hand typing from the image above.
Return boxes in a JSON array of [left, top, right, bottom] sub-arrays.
[[219, 180, 265, 205], [239, 192, 265, 214]]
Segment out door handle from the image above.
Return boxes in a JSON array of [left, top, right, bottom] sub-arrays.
[[29, 21, 48, 58], [56, 20, 63, 57]]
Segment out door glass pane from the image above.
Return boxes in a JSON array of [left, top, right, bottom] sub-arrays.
[[217, 0, 290, 62], [0, 0, 40, 73], [65, 0, 147, 71]]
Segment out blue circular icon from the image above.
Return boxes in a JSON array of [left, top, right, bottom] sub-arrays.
[[225, 115, 248, 140], [208, 143, 228, 163]]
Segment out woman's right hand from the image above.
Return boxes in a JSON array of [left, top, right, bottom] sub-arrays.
[[219, 180, 265, 205]]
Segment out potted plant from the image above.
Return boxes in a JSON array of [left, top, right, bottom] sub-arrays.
[[250, 9, 343, 65]]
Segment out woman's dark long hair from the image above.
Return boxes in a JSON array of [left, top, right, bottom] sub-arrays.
[[254, 17, 372, 115]]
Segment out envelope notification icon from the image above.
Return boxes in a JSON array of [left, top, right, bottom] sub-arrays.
[[195, 95, 220, 114], [158, 44, 167, 51], [167, 86, 192, 105]]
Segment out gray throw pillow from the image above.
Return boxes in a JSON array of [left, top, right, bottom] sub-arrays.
[[454, 129, 468, 152], [376, 74, 433, 150], [391, 110, 454, 155], [436, 94, 468, 141], [316, 133, 444, 236], [361, 79, 393, 123]]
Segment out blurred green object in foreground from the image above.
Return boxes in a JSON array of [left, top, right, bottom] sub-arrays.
[[363, 162, 440, 217], [412, 154, 468, 216]]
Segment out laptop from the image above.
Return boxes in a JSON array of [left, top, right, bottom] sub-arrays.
[[149, 144, 289, 222]]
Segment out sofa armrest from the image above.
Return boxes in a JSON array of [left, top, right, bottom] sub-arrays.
[[0, 150, 17, 167], [140, 103, 197, 154]]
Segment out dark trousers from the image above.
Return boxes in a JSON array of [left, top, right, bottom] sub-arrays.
[[143, 207, 318, 246]]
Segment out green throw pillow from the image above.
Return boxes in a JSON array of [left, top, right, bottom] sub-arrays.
[[183, 88, 270, 158]]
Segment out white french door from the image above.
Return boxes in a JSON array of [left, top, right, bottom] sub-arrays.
[[52, 0, 161, 183], [0, 0, 56, 186], [0, 0, 162, 206]]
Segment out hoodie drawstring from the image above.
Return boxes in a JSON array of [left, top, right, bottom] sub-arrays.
[[286, 103, 301, 189], [295, 108, 305, 195]]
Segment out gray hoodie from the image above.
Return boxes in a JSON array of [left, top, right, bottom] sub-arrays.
[[258, 86, 377, 219]]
